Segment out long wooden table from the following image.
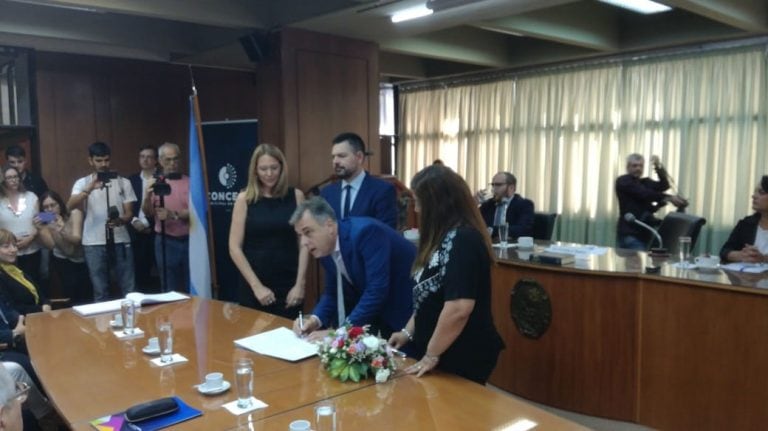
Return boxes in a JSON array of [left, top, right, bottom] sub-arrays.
[[490, 243, 768, 431], [26, 297, 586, 430]]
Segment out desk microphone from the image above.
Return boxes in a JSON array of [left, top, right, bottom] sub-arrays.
[[624, 213, 664, 250]]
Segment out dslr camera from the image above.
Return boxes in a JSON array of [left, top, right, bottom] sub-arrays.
[[97, 171, 118, 182], [151, 172, 180, 197]]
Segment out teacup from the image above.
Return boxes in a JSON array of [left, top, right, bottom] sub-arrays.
[[202, 372, 224, 391], [112, 313, 123, 327], [289, 420, 311, 431], [146, 337, 159, 351], [695, 255, 720, 268], [518, 236, 534, 249]]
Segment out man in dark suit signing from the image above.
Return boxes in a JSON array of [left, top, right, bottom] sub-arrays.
[[479, 172, 534, 240], [320, 132, 398, 229], [290, 197, 414, 340]]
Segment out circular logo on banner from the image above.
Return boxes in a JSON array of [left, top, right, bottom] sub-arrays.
[[218, 164, 237, 189]]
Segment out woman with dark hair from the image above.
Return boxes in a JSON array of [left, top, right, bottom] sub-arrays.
[[229, 144, 308, 318], [388, 165, 504, 384], [720, 175, 768, 263], [34, 191, 92, 305], [0, 229, 49, 316], [0, 166, 43, 289]]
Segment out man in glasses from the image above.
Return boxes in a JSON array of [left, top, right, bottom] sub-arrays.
[[479, 172, 534, 240]]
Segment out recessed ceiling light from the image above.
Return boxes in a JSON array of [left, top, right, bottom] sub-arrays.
[[391, 5, 433, 23], [598, 0, 672, 14]]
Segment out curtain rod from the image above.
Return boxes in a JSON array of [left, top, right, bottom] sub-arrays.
[[398, 35, 768, 93]]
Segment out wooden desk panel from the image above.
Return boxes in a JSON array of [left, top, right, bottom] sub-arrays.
[[235, 373, 591, 431], [491, 263, 639, 421], [639, 280, 768, 430]]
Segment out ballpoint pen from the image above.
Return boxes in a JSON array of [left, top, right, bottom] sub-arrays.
[[299, 311, 304, 331]]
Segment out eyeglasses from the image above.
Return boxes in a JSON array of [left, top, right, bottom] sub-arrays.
[[489, 182, 508, 187], [3, 175, 19, 181]]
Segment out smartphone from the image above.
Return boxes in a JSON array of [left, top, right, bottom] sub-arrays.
[[38, 211, 56, 224]]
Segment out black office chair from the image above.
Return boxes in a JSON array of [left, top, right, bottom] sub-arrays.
[[655, 212, 707, 255], [532, 212, 558, 241]]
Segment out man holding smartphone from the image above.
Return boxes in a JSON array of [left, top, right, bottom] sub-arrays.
[[67, 142, 137, 301]]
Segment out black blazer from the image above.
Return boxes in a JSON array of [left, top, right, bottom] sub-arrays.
[[479, 194, 535, 239], [0, 268, 48, 315], [720, 213, 759, 261]]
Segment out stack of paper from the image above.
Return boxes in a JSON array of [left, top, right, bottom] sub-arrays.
[[720, 263, 768, 273], [72, 292, 190, 316], [234, 327, 318, 361]]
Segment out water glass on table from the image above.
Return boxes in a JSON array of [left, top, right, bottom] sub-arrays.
[[495, 223, 509, 247], [235, 358, 254, 409], [315, 400, 337, 431], [158, 321, 173, 363], [120, 300, 135, 335], [678, 236, 692, 268]]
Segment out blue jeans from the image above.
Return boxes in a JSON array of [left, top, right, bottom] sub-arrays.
[[617, 234, 647, 251], [84, 243, 135, 301], [155, 235, 189, 293]]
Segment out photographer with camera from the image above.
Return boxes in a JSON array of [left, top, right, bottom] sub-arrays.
[[67, 142, 136, 302], [142, 143, 189, 293]]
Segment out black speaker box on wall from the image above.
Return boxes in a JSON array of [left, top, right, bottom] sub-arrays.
[[239, 31, 271, 63]]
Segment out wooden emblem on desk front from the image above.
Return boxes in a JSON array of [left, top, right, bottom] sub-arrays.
[[510, 279, 552, 339]]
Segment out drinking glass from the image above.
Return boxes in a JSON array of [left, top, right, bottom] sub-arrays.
[[496, 223, 509, 247], [120, 300, 135, 335], [158, 322, 173, 363], [678, 236, 692, 268], [235, 358, 254, 409], [315, 400, 337, 431]]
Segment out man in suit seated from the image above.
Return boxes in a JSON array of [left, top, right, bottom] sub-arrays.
[[290, 197, 414, 340], [479, 172, 534, 240], [320, 132, 398, 229]]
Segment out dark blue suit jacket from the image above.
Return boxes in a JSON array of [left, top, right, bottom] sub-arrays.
[[313, 217, 415, 331], [479, 194, 535, 239], [320, 172, 398, 229]]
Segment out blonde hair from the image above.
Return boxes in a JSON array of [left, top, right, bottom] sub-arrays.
[[244, 144, 289, 203], [0, 229, 16, 246]]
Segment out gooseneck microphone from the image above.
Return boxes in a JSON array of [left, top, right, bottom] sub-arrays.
[[624, 213, 663, 249]]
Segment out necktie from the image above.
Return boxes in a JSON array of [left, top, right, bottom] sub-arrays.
[[342, 185, 352, 218], [334, 253, 346, 326]]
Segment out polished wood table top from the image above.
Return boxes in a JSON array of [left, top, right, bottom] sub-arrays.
[[231, 372, 590, 431], [496, 241, 768, 293], [26, 297, 585, 430]]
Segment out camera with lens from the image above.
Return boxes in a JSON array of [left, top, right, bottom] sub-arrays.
[[151, 172, 180, 197], [108, 205, 120, 222], [97, 171, 118, 182]]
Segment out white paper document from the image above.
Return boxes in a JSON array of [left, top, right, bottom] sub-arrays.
[[544, 245, 609, 256], [72, 291, 190, 316], [234, 327, 318, 361], [720, 263, 768, 273]]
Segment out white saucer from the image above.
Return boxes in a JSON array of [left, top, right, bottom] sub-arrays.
[[196, 380, 230, 395], [492, 243, 517, 249], [697, 265, 720, 273], [142, 346, 161, 356], [109, 320, 123, 328]]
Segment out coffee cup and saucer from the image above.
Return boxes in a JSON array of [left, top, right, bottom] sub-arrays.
[[196, 372, 230, 395], [142, 337, 161, 356], [517, 236, 535, 251], [694, 255, 720, 273]]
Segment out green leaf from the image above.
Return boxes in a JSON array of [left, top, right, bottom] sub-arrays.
[[340, 365, 350, 382], [359, 363, 369, 377], [349, 364, 360, 382], [331, 358, 347, 370]]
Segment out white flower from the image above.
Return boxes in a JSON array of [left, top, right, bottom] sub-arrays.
[[330, 347, 337, 354], [362, 335, 380, 350], [375, 368, 391, 383]]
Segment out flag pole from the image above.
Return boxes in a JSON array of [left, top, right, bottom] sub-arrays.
[[189, 66, 219, 298]]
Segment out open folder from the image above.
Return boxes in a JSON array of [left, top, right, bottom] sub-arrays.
[[234, 327, 318, 361], [73, 292, 190, 316]]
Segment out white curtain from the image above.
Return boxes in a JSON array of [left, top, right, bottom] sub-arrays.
[[398, 47, 768, 253]]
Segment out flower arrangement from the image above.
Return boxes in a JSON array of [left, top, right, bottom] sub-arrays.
[[318, 324, 397, 383]]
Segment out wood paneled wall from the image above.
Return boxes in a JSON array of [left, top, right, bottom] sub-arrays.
[[35, 53, 268, 196]]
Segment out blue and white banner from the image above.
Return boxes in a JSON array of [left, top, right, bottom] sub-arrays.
[[188, 95, 212, 298], [201, 119, 258, 301]]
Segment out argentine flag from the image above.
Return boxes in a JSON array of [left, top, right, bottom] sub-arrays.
[[188, 95, 212, 298]]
